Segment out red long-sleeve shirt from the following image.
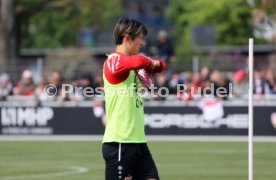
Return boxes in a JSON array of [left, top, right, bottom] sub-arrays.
[[103, 52, 153, 84]]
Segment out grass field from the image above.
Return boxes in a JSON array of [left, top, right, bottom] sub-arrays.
[[0, 141, 276, 180]]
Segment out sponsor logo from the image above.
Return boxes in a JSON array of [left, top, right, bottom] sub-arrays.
[[144, 113, 248, 129], [1, 107, 54, 134]]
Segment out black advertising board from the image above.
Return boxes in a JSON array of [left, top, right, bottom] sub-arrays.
[[0, 106, 276, 136]]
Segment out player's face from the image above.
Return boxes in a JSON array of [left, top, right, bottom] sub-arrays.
[[128, 33, 144, 55]]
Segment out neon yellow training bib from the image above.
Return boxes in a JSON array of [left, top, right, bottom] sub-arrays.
[[102, 60, 146, 143]]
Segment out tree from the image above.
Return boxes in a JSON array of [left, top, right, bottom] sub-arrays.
[[0, 0, 66, 73], [0, 0, 16, 73], [252, 0, 276, 43], [166, 0, 254, 56], [19, 0, 122, 48], [0, 0, 122, 73]]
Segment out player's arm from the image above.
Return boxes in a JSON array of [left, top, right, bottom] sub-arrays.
[[104, 54, 166, 85], [114, 55, 151, 75], [114, 55, 165, 75], [145, 59, 166, 73]]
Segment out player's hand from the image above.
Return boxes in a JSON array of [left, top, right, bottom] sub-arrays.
[[147, 59, 166, 73], [152, 60, 161, 69]]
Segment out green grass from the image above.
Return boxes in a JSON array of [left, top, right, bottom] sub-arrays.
[[0, 141, 275, 180]]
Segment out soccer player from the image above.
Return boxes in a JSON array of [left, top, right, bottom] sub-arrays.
[[102, 17, 166, 180]]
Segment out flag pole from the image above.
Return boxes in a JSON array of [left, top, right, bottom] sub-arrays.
[[248, 38, 254, 180]]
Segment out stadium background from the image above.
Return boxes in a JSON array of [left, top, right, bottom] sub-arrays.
[[0, 0, 276, 179]]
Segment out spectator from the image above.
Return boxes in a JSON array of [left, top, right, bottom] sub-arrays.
[[95, 71, 104, 88], [13, 70, 35, 96], [49, 71, 63, 99], [156, 30, 175, 64], [70, 75, 83, 101], [177, 71, 192, 101], [152, 72, 168, 100], [79, 74, 96, 100], [168, 71, 183, 94], [210, 70, 231, 100], [0, 73, 13, 100], [264, 70, 276, 94], [189, 72, 205, 99], [200, 66, 211, 81], [253, 70, 266, 95], [35, 76, 52, 101], [233, 69, 248, 97], [154, 72, 168, 88]]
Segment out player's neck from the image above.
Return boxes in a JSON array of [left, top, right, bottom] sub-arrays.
[[116, 45, 130, 56]]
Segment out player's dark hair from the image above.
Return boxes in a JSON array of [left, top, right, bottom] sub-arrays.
[[113, 17, 148, 45]]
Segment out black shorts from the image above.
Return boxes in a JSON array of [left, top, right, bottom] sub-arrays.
[[102, 142, 159, 180]]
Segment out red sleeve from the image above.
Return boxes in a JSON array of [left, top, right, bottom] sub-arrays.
[[111, 54, 152, 74], [104, 53, 153, 84]]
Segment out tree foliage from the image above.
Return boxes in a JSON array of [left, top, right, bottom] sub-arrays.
[[0, 0, 16, 72], [166, 0, 254, 55], [18, 0, 122, 48], [254, 0, 276, 15]]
